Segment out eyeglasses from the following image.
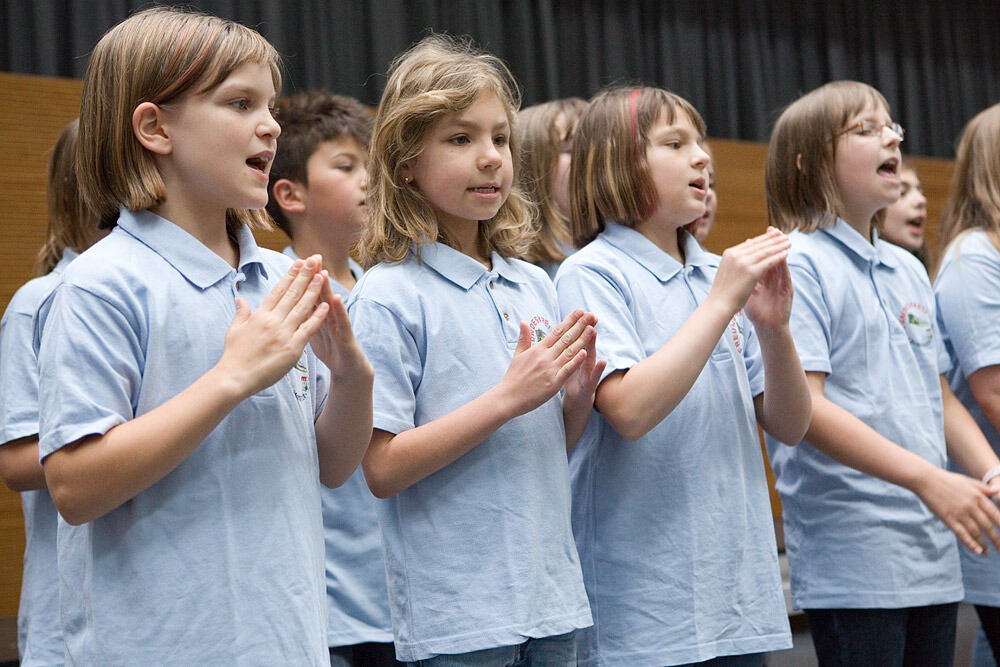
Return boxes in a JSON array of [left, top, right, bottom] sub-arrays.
[[838, 120, 905, 142]]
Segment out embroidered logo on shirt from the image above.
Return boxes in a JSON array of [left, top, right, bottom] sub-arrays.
[[899, 302, 933, 346], [728, 313, 746, 354], [528, 314, 552, 344], [290, 358, 310, 401]]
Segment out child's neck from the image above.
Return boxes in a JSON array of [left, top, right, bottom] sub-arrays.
[[637, 219, 686, 264], [442, 219, 491, 269], [291, 232, 356, 290], [152, 201, 239, 266], [839, 209, 875, 243]]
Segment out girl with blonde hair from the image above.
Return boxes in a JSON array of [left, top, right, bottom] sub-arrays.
[[349, 34, 601, 665], [516, 97, 587, 273], [934, 102, 1000, 662]]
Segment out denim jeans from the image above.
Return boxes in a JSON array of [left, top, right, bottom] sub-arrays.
[[805, 603, 958, 667], [408, 631, 576, 667], [330, 642, 403, 667]]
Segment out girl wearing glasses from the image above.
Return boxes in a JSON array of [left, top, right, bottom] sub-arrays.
[[764, 81, 1000, 665]]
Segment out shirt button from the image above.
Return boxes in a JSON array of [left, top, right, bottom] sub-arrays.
[[489, 281, 495, 289], [503, 312, 509, 320]]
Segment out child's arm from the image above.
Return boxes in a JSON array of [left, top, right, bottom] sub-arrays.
[[362, 310, 595, 498], [803, 371, 1000, 555], [968, 365, 1000, 447], [596, 228, 790, 442], [43, 260, 331, 525], [941, 375, 1000, 484], [562, 327, 606, 452], [744, 259, 812, 445], [309, 276, 374, 488], [0, 437, 46, 491]]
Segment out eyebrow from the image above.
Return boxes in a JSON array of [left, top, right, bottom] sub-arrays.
[[443, 118, 510, 133]]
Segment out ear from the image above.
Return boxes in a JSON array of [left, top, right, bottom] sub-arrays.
[[132, 102, 172, 156], [399, 161, 413, 185], [271, 178, 307, 214], [795, 153, 805, 174]]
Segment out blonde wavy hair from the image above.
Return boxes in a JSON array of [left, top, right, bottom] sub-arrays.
[[569, 86, 705, 247], [766, 81, 889, 235], [939, 103, 1000, 256], [358, 34, 534, 268], [34, 119, 104, 276], [516, 97, 587, 264], [78, 6, 281, 232]]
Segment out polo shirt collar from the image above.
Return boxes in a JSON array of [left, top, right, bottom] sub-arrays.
[[417, 241, 530, 290], [602, 221, 711, 282], [116, 207, 268, 288], [821, 218, 899, 269]]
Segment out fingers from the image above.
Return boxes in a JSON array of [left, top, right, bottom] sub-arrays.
[[259, 258, 304, 312], [951, 519, 985, 556], [514, 321, 533, 356], [232, 296, 251, 326], [543, 309, 585, 349], [272, 255, 323, 319]]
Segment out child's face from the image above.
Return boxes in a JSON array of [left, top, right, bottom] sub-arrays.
[[403, 90, 513, 235], [156, 61, 279, 219], [832, 102, 902, 227], [881, 167, 926, 252], [642, 107, 711, 230], [550, 112, 573, 218], [302, 137, 368, 242]]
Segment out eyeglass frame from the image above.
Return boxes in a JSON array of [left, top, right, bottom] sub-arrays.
[[837, 119, 905, 142]]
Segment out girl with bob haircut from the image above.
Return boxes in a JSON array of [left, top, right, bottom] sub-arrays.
[[515, 97, 587, 273], [934, 102, 1000, 662], [35, 7, 374, 664], [349, 34, 600, 665], [554, 85, 808, 666], [0, 119, 105, 665], [764, 80, 1000, 665]]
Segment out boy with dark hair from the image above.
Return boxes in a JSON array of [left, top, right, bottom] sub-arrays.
[[268, 91, 399, 667]]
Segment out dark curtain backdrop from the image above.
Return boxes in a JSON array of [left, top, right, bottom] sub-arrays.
[[3, 0, 998, 157]]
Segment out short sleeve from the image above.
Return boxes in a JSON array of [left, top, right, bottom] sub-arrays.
[[787, 261, 833, 374], [37, 284, 143, 459], [0, 310, 40, 444], [935, 248, 1000, 378], [555, 264, 645, 382], [347, 298, 421, 435]]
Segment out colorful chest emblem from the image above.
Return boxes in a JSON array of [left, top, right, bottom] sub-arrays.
[[528, 314, 553, 343], [899, 302, 933, 346]]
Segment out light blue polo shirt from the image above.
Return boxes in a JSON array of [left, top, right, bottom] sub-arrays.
[[347, 242, 592, 662], [0, 250, 76, 666], [766, 218, 962, 610], [554, 222, 790, 666], [935, 230, 1000, 607], [283, 246, 393, 647], [36, 209, 331, 665]]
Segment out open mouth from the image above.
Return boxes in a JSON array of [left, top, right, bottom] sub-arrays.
[[878, 158, 899, 177], [689, 177, 706, 195], [906, 215, 925, 232], [471, 185, 499, 193], [246, 152, 272, 174]]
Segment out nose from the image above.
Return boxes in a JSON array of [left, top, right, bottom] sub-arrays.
[[478, 139, 503, 170], [882, 125, 901, 147], [260, 107, 280, 139], [359, 166, 368, 191], [914, 188, 927, 210], [692, 143, 711, 169]]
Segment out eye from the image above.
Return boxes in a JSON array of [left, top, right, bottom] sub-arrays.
[[494, 134, 509, 147], [230, 98, 250, 111], [337, 163, 354, 172], [449, 135, 470, 146]]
